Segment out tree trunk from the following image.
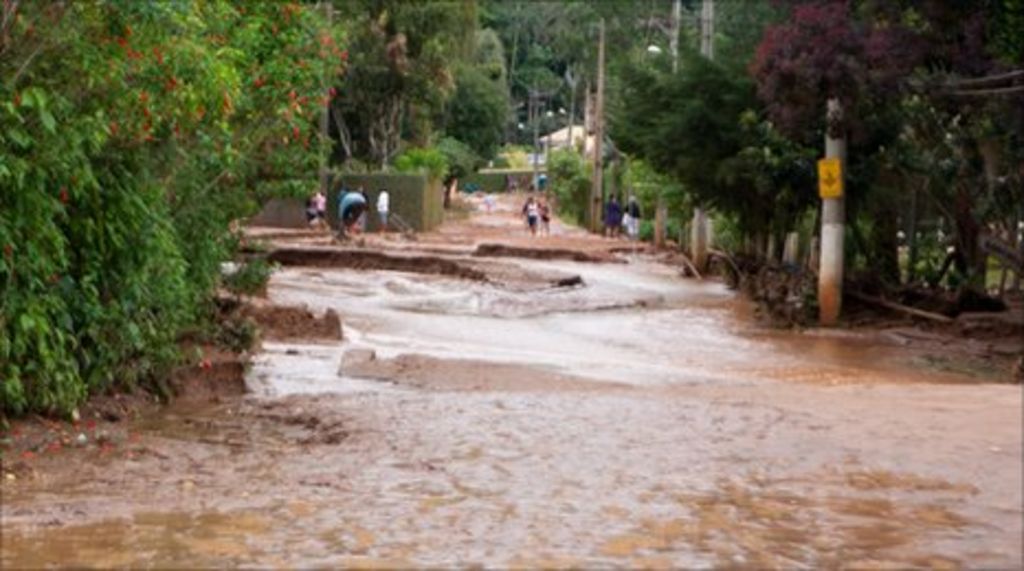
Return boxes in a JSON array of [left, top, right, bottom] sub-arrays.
[[953, 182, 985, 289]]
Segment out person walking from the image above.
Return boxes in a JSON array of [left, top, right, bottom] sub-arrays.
[[314, 190, 327, 224], [539, 199, 551, 236], [376, 188, 390, 233], [604, 195, 622, 238], [625, 196, 642, 240], [523, 195, 540, 237]]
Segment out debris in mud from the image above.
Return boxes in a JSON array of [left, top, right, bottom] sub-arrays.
[[722, 256, 816, 327], [553, 275, 584, 288], [169, 349, 247, 402], [268, 247, 488, 281], [474, 243, 620, 263], [242, 303, 343, 342], [344, 353, 630, 393]]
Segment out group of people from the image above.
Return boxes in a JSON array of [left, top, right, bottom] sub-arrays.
[[604, 195, 642, 239], [521, 195, 552, 237], [306, 187, 391, 238]]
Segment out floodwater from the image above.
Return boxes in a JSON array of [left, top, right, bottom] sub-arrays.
[[2, 252, 1021, 569]]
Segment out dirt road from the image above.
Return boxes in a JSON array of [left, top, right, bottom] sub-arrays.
[[2, 194, 1021, 568]]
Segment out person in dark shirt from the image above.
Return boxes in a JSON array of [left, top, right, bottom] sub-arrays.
[[604, 196, 622, 238]]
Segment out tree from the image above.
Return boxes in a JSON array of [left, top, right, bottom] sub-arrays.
[[446, 66, 509, 159], [331, 0, 476, 167], [0, 1, 343, 415]]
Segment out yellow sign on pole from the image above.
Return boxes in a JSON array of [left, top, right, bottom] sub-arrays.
[[817, 158, 843, 199]]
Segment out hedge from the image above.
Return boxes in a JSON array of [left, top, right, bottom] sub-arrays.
[[461, 169, 540, 193]]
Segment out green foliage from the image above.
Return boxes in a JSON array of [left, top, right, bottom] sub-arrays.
[[446, 66, 510, 160], [223, 259, 276, 297], [436, 137, 483, 181], [462, 169, 533, 192], [0, 1, 343, 415], [547, 149, 590, 225], [333, 0, 477, 166], [216, 316, 259, 354], [498, 145, 531, 168], [394, 147, 449, 181]]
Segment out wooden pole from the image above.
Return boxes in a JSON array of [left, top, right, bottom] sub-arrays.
[[819, 98, 846, 326], [590, 19, 606, 233]]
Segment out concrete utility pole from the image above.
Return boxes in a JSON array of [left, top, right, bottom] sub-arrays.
[[590, 19, 606, 233], [531, 89, 540, 191], [654, 0, 682, 249], [700, 0, 714, 60], [670, 0, 681, 73], [691, 0, 714, 268], [319, 1, 333, 197], [819, 98, 846, 326], [566, 69, 577, 152]]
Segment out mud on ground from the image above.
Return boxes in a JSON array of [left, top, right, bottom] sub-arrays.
[[242, 302, 343, 342], [343, 351, 632, 393]]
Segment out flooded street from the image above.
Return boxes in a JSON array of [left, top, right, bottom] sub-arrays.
[[2, 205, 1022, 569]]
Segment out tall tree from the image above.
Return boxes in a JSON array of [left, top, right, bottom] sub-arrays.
[[332, 0, 476, 167]]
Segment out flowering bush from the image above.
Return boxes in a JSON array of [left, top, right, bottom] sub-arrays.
[[0, 2, 344, 415]]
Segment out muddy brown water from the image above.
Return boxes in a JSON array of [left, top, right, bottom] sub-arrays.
[[2, 254, 1021, 569]]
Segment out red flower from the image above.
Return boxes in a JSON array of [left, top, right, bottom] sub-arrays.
[[109, 121, 119, 135], [13, 92, 21, 107], [20, 450, 34, 460], [165, 76, 178, 92], [292, 126, 300, 140], [153, 46, 164, 65], [59, 187, 69, 204], [340, 50, 348, 62], [329, 87, 337, 98], [289, 89, 297, 101], [254, 77, 265, 88]]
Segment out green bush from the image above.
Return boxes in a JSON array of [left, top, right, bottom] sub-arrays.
[[461, 169, 535, 193], [548, 150, 591, 225], [216, 316, 259, 354], [224, 259, 277, 297], [0, 2, 343, 416], [394, 147, 449, 181]]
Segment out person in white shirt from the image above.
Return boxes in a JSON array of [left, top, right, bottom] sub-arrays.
[[376, 189, 390, 232]]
